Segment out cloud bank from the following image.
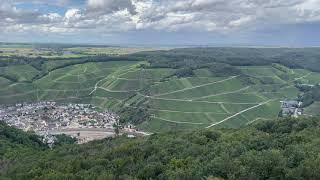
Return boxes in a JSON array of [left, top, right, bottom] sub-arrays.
[[0, 0, 320, 43]]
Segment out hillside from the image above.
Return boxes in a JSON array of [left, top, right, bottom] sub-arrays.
[[2, 117, 320, 179], [1, 48, 320, 132]]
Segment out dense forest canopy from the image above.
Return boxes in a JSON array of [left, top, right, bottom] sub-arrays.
[[134, 47, 320, 72], [2, 117, 320, 179]]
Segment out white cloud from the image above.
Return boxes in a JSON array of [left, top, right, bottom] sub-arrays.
[[40, 13, 62, 22], [65, 9, 82, 20], [229, 16, 253, 27], [1, 0, 320, 36], [87, 0, 136, 14], [294, 0, 320, 22], [87, 0, 107, 8]]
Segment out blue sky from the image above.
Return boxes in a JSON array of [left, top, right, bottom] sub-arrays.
[[15, 3, 67, 15], [1, 0, 320, 46]]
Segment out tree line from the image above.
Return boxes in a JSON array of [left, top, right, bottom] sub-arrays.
[[2, 117, 320, 179]]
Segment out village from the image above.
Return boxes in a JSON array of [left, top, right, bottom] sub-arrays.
[[280, 100, 303, 118], [0, 98, 305, 145], [0, 101, 147, 145]]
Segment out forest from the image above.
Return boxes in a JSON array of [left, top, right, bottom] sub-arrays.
[[2, 117, 320, 179], [298, 85, 320, 107], [134, 47, 320, 72]]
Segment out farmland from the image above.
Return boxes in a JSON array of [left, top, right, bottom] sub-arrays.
[[2, 48, 320, 133], [0, 43, 157, 58], [2, 47, 320, 133]]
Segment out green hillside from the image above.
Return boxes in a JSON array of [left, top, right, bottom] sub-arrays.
[[1, 48, 320, 132], [1, 60, 320, 132]]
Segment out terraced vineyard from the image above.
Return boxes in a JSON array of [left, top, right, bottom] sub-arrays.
[[125, 64, 320, 132], [1, 59, 320, 132]]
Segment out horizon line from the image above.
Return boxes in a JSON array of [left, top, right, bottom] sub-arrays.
[[1, 41, 320, 49]]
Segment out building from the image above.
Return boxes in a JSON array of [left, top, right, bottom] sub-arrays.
[[280, 100, 303, 118]]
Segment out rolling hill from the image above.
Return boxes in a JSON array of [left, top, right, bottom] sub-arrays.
[[1, 48, 320, 132]]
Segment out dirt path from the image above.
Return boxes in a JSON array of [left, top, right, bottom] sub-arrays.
[[98, 87, 140, 93], [206, 99, 275, 128], [191, 86, 250, 101], [89, 63, 140, 95], [122, 103, 230, 114], [140, 93, 260, 105], [152, 76, 239, 97], [293, 72, 312, 81], [153, 116, 205, 125], [220, 103, 231, 114]]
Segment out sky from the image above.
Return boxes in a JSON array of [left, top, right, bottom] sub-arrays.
[[0, 0, 320, 46]]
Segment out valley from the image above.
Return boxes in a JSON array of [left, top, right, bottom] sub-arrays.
[[1, 47, 320, 133]]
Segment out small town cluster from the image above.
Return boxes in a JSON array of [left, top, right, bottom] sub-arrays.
[[280, 100, 303, 118], [0, 101, 118, 131], [0, 102, 122, 145]]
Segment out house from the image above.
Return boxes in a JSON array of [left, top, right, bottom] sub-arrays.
[[281, 100, 300, 108], [280, 100, 303, 117]]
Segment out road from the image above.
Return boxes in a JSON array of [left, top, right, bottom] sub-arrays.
[[206, 99, 275, 128], [191, 86, 250, 100], [153, 76, 239, 97], [89, 63, 141, 95], [153, 116, 205, 125], [139, 93, 260, 105]]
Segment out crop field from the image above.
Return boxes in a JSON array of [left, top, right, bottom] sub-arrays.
[[0, 46, 150, 58], [1, 60, 320, 132], [134, 65, 320, 132], [66, 47, 162, 56], [0, 61, 141, 105], [0, 65, 40, 81]]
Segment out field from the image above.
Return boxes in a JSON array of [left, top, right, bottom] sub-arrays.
[[1, 57, 320, 132], [0, 46, 159, 58]]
